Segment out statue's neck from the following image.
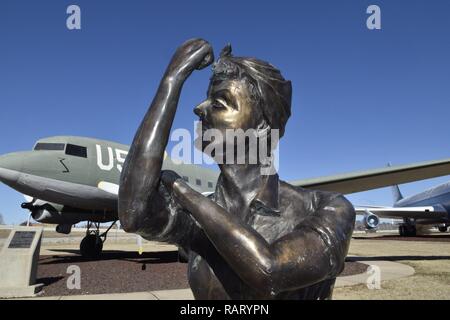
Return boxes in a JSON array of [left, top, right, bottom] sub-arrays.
[[216, 163, 270, 221]]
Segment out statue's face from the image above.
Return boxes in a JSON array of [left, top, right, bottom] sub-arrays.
[[194, 78, 264, 153]]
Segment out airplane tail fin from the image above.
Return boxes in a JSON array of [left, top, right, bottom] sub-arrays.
[[391, 184, 404, 203], [386, 163, 404, 203]]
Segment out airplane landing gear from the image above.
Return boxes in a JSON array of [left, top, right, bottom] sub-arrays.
[[399, 224, 416, 237], [80, 221, 117, 259], [80, 233, 103, 258], [438, 226, 448, 233]]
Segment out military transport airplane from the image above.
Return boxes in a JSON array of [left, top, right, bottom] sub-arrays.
[[0, 135, 449, 257], [355, 181, 450, 236], [0, 136, 219, 257]]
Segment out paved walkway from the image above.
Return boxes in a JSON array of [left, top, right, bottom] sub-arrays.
[[335, 259, 415, 288], [18, 258, 414, 300]]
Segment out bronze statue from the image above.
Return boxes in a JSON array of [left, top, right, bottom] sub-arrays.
[[119, 39, 355, 299]]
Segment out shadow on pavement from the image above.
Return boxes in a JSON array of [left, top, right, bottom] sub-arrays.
[[40, 250, 179, 265], [36, 276, 64, 287], [347, 255, 450, 262], [353, 234, 450, 242]]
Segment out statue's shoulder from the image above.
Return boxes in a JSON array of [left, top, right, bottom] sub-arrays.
[[278, 180, 354, 216]]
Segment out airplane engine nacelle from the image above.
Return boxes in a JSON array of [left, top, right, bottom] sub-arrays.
[[363, 211, 380, 230], [22, 200, 69, 224], [21, 199, 116, 225]]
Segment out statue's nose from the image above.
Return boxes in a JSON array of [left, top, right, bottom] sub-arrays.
[[193, 106, 203, 117], [194, 101, 209, 118]]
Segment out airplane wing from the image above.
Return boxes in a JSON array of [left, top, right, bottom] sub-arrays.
[[96, 158, 450, 202], [354, 206, 448, 219], [290, 158, 450, 194]]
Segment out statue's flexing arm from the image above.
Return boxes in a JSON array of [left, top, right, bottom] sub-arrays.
[[162, 176, 354, 297], [118, 39, 214, 235]]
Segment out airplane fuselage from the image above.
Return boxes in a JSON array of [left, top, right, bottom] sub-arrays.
[[0, 136, 219, 226], [394, 181, 450, 225]]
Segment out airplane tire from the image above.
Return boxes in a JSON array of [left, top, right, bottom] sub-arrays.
[[406, 226, 416, 237], [399, 225, 416, 237], [438, 226, 448, 233], [80, 235, 103, 259]]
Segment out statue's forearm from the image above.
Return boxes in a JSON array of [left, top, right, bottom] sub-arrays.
[[172, 181, 278, 294], [119, 73, 184, 233], [118, 39, 213, 234]]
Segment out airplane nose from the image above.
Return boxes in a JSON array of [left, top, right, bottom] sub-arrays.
[[0, 153, 23, 185]]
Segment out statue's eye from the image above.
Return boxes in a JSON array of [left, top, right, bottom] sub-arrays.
[[214, 98, 228, 109]]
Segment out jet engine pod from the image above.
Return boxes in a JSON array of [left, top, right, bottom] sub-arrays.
[[364, 210, 380, 229]]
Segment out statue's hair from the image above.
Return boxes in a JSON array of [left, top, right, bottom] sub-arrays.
[[211, 44, 292, 137]]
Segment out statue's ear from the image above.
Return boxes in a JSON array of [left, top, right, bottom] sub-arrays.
[[220, 44, 232, 58]]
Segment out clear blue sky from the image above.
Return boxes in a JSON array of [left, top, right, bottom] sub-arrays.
[[1, 0, 449, 224]]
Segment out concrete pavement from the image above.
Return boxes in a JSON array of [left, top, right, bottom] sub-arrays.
[[335, 259, 415, 288]]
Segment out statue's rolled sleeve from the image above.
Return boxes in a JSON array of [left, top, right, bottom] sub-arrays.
[[137, 181, 200, 249], [299, 193, 356, 278]]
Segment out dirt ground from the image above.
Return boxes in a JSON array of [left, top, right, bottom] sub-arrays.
[[35, 250, 367, 297], [36, 251, 189, 296]]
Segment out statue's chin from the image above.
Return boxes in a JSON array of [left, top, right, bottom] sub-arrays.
[[194, 138, 228, 163], [193, 136, 206, 152], [195, 136, 264, 165]]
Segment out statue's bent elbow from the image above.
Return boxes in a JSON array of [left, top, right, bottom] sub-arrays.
[[118, 201, 139, 234]]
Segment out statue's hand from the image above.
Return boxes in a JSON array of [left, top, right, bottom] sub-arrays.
[[161, 170, 212, 213], [166, 39, 214, 81], [160, 170, 182, 192]]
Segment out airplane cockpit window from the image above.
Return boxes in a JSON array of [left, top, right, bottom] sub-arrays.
[[65, 144, 88, 158], [34, 143, 65, 151]]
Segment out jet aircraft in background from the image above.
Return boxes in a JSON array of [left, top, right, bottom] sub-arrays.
[[0, 135, 449, 257], [355, 182, 450, 236]]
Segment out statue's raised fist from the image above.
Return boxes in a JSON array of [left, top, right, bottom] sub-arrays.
[[167, 39, 214, 80]]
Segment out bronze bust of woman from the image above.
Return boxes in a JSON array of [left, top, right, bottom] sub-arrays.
[[119, 39, 355, 300]]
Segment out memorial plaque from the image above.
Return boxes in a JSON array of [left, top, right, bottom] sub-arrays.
[[0, 227, 43, 297], [8, 231, 36, 249]]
